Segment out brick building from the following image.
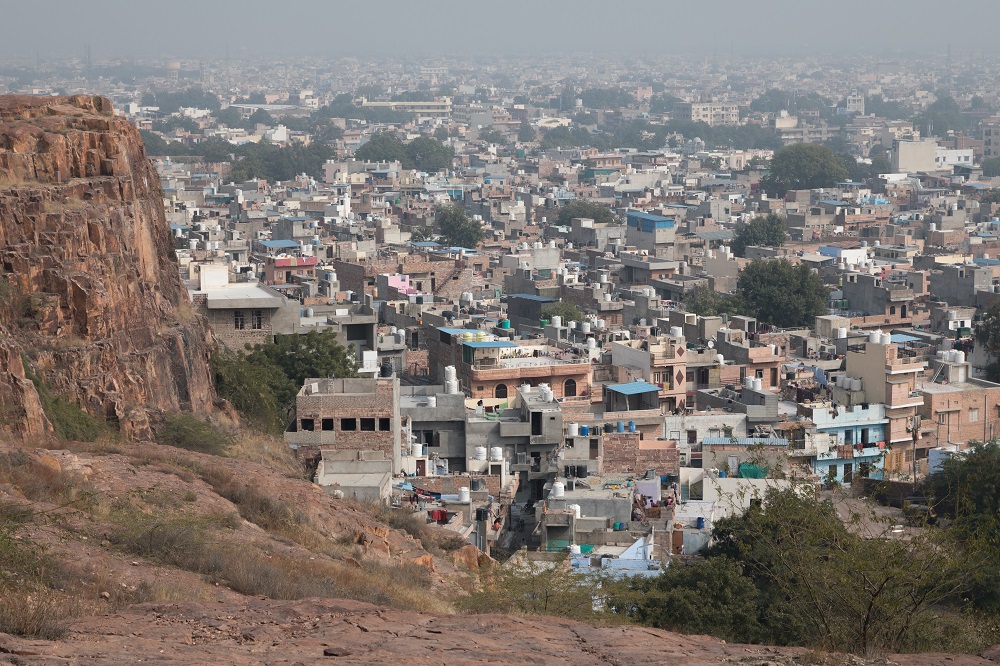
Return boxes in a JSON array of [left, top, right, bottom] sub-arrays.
[[285, 377, 402, 471]]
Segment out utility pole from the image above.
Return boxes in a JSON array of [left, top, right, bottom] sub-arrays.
[[911, 415, 921, 482]]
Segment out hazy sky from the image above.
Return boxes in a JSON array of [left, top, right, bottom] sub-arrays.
[[3, 0, 1000, 60]]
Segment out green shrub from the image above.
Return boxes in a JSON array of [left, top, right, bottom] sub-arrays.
[[156, 413, 232, 456], [22, 359, 108, 442]]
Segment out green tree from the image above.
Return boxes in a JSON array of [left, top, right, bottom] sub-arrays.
[[436, 204, 484, 249], [683, 287, 745, 318], [542, 301, 583, 323], [478, 127, 508, 145], [212, 330, 357, 433], [405, 136, 454, 172], [762, 143, 849, 196], [983, 157, 1000, 178], [737, 259, 828, 328], [556, 200, 618, 226], [730, 214, 787, 257], [354, 132, 407, 164], [975, 301, 1000, 382], [605, 557, 762, 643], [705, 487, 971, 654], [517, 122, 536, 142]]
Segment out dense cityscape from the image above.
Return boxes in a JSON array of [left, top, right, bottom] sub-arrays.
[[6, 5, 1000, 660]]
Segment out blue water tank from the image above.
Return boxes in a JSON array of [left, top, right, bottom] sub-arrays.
[[628, 420, 636, 433], [616, 421, 625, 433], [580, 425, 589, 436], [696, 516, 706, 529]]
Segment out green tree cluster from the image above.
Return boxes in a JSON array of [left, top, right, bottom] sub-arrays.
[[228, 140, 333, 183], [761, 143, 849, 196], [730, 214, 787, 257], [556, 199, 618, 226], [212, 330, 357, 433], [141, 88, 220, 114], [737, 259, 828, 328], [214, 106, 275, 131], [608, 487, 973, 654], [975, 301, 1000, 383], [683, 287, 745, 318], [983, 158, 1000, 178], [354, 133, 454, 172], [434, 204, 484, 249]]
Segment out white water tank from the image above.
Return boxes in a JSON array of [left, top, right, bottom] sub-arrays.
[[570, 544, 581, 555], [445, 380, 460, 395], [604, 292, 613, 302], [188, 239, 198, 250], [567, 422, 580, 437], [581, 322, 592, 334], [597, 319, 606, 329], [936, 350, 947, 360], [881, 333, 892, 345], [930, 223, 938, 232], [586, 337, 597, 349], [427, 396, 437, 408], [744, 377, 754, 389], [753, 378, 763, 391], [716, 354, 725, 365], [412, 443, 424, 458], [837, 327, 848, 339], [851, 378, 862, 392], [490, 446, 503, 462], [458, 487, 471, 503], [444, 365, 457, 382], [568, 503, 582, 519], [869, 331, 881, 343], [474, 446, 488, 461], [551, 315, 562, 328], [552, 482, 565, 499], [669, 326, 683, 338]]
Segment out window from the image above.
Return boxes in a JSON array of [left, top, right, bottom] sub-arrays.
[[360, 418, 376, 431], [341, 418, 357, 431], [233, 310, 245, 330], [379, 418, 391, 431], [564, 378, 577, 397], [251, 309, 263, 330], [495, 384, 508, 399], [938, 413, 946, 425], [969, 408, 980, 423], [321, 418, 334, 431], [300, 418, 314, 431]]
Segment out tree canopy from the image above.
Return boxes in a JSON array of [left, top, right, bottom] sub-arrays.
[[975, 300, 1000, 382], [212, 330, 357, 433], [730, 214, 787, 256], [556, 200, 618, 226], [737, 259, 828, 328], [435, 204, 484, 249], [761, 143, 849, 196], [542, 301, 584, 323], [983, 157, 1000, 178], [354, 132, 454, 172]]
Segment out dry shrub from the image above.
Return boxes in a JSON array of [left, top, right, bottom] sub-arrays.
[[224, 431, 306, 479], [0, 449, 91, 506], [0, 588, 82, 639]]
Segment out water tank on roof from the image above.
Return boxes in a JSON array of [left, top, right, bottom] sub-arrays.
[[567, 422, 580, 437], [568, 504, 581, 519], [474, 447, 487, 461], [717, 354, 725, 365], [490, 446, 503, 462], [551, 482, 565, 499], [753, 378, 763, 391], [444, 365, 457, 382], [581, 322, 592, 334], [458, 487, 471, 503], [551, 315, 562, 328], [851, 378, 862, 392], [881, 333, 892, 345], [670, 326, 683, 338], [587, 337, 597, 349]]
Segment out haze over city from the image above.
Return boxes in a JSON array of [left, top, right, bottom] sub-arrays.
[[4, 0, 1000, 59]]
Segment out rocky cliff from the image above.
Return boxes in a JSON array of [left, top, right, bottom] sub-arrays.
[[0, 95, 215, 439]]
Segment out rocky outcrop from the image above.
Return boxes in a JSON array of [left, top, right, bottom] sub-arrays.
[[0, 95, 215, 440]]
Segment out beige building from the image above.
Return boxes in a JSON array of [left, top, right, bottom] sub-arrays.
[[673, 101, 739, 127]]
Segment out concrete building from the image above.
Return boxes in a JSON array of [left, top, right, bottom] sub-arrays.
[[673, 101, 739, 127]]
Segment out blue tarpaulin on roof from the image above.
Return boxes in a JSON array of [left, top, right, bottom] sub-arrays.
[[606, 381, 662, 395]]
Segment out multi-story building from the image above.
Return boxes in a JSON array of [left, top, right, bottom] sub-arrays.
[[611, 335, 687, 413], [673, 101, 739, 127]]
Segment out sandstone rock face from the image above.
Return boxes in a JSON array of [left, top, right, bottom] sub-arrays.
[[0, 95, 215, 439]]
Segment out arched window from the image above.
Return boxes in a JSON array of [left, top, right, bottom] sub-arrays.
[[889, 306, 896, 315], [495, 383, 508, 399], [564, 378, 577, 398]]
